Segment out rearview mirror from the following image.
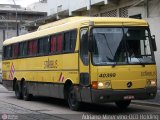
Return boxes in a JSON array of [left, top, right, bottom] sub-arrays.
[[151, 35, 157, 51]]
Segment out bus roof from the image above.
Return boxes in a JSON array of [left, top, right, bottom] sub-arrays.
[[3, 16, 148, 46]]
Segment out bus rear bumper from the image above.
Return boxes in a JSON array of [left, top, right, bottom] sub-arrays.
[[91, 87, 157, 103]]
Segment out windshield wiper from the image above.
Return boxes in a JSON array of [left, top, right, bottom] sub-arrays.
[[102, 34, 117, 67]]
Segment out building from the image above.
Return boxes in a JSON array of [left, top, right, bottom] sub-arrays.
[[0, 4, 47, 74], [26, 0, 48, 13]]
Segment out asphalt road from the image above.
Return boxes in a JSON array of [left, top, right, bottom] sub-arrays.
[[0, 84, 160, 120]]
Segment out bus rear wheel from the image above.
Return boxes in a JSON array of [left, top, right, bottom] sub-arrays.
[[115, 100, 131, 109], [22, 81, 32, 101], [15, 82, 22, 99], [68, 86, 80, 111]]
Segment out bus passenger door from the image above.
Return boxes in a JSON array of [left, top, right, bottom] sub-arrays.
[[79, 28, 92, 102]]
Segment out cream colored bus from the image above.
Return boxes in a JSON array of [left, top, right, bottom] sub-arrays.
[[2, 17, 157, 110]]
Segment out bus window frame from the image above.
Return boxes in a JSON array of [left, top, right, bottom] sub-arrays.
[[80, 27, 89, 66], [90, 26, 156, 66], [38, 36, 50, 56], [63, 29, 77, 53], [49, 29, 77, 55], [3, 29, 78, 60], [50, 35, 57, 54]]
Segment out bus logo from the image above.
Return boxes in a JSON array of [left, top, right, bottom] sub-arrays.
[[127, 82, 132, 88]]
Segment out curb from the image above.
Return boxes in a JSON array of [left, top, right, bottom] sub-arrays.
[[132, 100, 160, 108]]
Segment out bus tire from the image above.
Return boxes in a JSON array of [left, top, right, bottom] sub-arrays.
[[68, 86, 80, 111], [22, 81, 32, 101], [115, 100, 131, 109], [15, 82, 22, 99]]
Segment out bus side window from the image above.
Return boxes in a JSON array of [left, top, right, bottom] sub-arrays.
[[19, 42, 23, 57], [28, 40, 37, 56], [12, 43, 19, 58], [38, 38, 44, 55], [28, 40, 33, 56], [33, 40, 37, 55], [63, 30, 77, 53], [80, 28, 89, 65], [3, 45, 12, 59], [64, 32, 70, 52], [3, 46, 6, 59], [50, 35, 57, 54], [70, 30, 77, 52], [57, 34, 63, 53], [38, 37, 49, 55], [19, 42, 28, 57]]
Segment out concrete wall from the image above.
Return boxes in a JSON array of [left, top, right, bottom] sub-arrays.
[[147, 17, 160, 89], [27, 2, 48, 13], [69, 0, 88, 15], [92, 0, 107, 5], [48, 0, 69, 15], [0, 30, 3, 52], [0, 29, 27, 40], [0, 60, 1, 73], [47, 0, 108, 16]]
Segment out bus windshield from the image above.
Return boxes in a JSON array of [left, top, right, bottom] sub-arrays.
[[92, 27, 155, 65]]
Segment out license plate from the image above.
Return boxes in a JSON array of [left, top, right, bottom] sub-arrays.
[[123, 95, 135, 100]]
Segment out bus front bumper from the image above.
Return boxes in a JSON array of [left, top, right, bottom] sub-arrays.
[[91, 87, 157, 103]]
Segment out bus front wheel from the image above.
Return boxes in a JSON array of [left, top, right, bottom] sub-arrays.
[[115, 100, 131, 109], [68, 86, 80, 111]]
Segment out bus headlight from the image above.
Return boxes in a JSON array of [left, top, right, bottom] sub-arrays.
[[146, 80, 156, 87], [106, 81, 111, 88], [98, 81, 111, 89], [98, 82, 104, 88], [92, 81, 111, 89]]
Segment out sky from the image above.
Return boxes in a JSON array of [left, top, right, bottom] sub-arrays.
[[0, 0, 39, 7]]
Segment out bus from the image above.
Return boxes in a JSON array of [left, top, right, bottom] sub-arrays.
[[2, 17, 157, 110]]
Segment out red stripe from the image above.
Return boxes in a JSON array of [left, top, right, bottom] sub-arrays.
[[11, 64, 15, 73], [59, 72, 62, 82], [60, 75, 64, 82], [10, 71, 13, 78], [61, 76, 64, 82], [8, 63, 15, 80]]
